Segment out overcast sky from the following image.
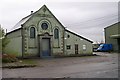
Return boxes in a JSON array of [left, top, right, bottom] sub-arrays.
[[0, 0, 119, 43]]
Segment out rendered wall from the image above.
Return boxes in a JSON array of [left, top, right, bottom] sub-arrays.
[[105, 23, 119, 52], [65, 31, 93, 55], [22, 6, 65, 56], [4, 30, 22, 57]]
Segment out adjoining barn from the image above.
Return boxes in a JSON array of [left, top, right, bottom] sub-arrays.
[[4, 5, 93, 58], [104, 22, 120, 53]]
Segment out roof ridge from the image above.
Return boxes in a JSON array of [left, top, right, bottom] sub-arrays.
[[104, 21, 120, 29], [22, 5, 47, 20], [10, 5, 47, 32]]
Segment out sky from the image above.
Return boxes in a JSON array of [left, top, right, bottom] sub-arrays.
[[0, 0, 119, 43]]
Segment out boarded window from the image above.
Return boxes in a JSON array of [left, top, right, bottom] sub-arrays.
[[30, 27, 35, 38], [54, 28, 59, 39]]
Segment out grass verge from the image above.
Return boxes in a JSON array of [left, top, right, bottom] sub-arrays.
[[2, 59, 37, 69]]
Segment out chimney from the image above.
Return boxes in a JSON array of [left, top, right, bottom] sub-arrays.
[[31, 11, 33, 14], [6, 29, 7, 33]]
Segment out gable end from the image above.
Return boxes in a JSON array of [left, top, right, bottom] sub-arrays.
[[65, 29, 93, 43]]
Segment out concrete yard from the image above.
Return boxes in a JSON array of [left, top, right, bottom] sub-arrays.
[[2, 52, 118, 78]]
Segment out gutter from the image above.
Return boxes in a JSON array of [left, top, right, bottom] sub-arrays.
[[110, 34, 120, 39]]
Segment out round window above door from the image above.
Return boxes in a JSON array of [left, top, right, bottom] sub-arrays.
[[41, 23, 48, 30]]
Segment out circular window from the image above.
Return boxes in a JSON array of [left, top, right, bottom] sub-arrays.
[[41, 23, 48, 30]]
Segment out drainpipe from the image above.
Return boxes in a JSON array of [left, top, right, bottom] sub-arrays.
[[63, 28, 66, 55], [21, 25, 24, 58]]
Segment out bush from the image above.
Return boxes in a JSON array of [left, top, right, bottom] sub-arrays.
[[2, 54, 18, 63]]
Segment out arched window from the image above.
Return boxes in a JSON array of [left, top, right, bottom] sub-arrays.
[[54, 28, 59, 39], [30, 27, 36, 38]]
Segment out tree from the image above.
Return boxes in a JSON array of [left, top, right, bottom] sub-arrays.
[[0, 25, 9, 53], [0, 25, 4, 53], [0, 25, 5, 38]]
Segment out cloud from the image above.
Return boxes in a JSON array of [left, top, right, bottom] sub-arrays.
[[0, 1, 119, 42]]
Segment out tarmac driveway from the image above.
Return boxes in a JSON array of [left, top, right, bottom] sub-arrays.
[[2, 52, 118, 78]]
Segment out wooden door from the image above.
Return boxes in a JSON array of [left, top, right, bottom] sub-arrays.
[[75, 44, 78, 54], [41, 38, 51, 57]]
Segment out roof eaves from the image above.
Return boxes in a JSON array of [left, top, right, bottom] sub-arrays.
[[104, 22, 120, 29], [6, 28, 21, 36], [65, 29, 93, 43]]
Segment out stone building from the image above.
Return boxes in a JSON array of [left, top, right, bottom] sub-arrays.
[[5, 5, 93, 58]]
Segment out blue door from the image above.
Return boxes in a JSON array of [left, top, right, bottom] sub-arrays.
[[41, 38, 51, 57]]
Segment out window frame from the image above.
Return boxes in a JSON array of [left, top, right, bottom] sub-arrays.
[[67, 34, 70, 38], [41, 22, 48, 30], [30, 27, 36, 38], [83, 45, 87, 50], [66, 45, 71, 50], [54, 28, 59, 39]]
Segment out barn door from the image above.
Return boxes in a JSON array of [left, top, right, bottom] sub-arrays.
[[41, 38, 51, 57], [75, 44, 78, 54]]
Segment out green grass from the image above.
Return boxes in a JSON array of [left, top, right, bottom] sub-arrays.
[[3, 59, 37, 69]]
